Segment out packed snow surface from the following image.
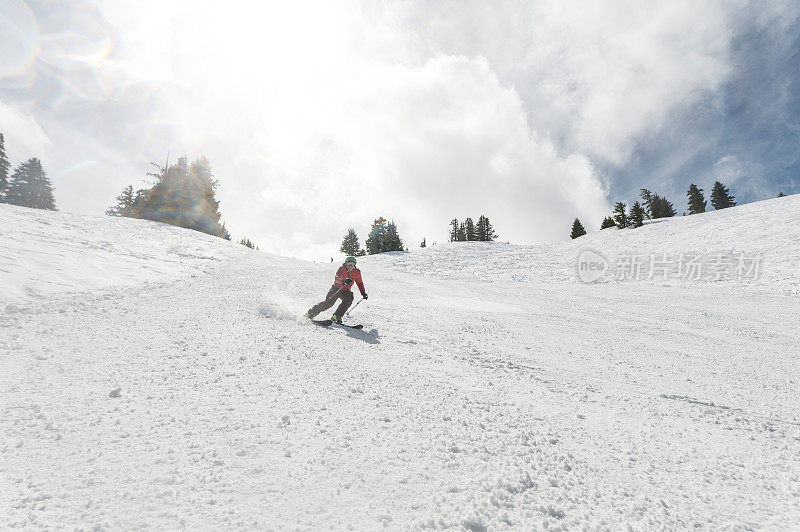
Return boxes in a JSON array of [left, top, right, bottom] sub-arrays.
[[2, 197, 799, 530]]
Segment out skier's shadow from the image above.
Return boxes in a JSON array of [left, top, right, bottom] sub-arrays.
[[343, 327, 380, 344]]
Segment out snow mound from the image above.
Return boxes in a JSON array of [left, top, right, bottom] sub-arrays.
[[0, 203, 251, 308]]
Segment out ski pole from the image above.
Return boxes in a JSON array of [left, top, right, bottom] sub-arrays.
[[327, 287, 343, 301], [346, 297, 364, 317]]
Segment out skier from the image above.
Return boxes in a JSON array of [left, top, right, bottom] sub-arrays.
[[305, 256, 368, 324]]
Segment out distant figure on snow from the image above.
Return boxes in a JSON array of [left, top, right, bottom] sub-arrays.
[[305, 256, 367, 324]]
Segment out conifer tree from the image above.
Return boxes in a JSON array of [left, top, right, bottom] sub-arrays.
[[613, 202, 628, 228], [640, 189, 653, 219], [0, 133, 10, 200], [464, 217, 476, 241], [136, 189, 151, 217], [600, 216, 616, 229], [420, 238, 426, 248], [218, 221, 231, 240], [340, 228, 361, 256], [449, 218, 459, 242], [140, 158, 184, 224], [106, 185, 136, 217], [710, 181, 736, 209], [476, 215, 498, 241], [5, 158, 56, 210], [486, 217, 498, 240], [384, 221, 405, 252], [366, 217, 388, 254], [139, 156, 227, 238], [365, 218, 404, 253], [106, 184, 162, 219], [457, 222, 467, 242], [629, 201, 645, 227], [686, 184, 706, 214], [650, 194, 676, 218], [189, 157, 226, 235], [570, 218, 587, 239]]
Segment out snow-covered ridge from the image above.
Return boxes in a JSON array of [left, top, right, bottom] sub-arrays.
[[0, 204, 251, 308], [365, 194, 800, 289]]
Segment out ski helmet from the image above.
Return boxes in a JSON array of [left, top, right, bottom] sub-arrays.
[[345, 256, 357, 264]]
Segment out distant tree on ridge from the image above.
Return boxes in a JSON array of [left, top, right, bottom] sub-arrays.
[[613, 202, 628, 228], [475, 215, 498, 241], [464, 217, 477, 241], [5, 158, 56, 210], [686, 184, 706, 215], [600, 216, 616, 230], [710, 181, 736, 209], [449, 218, 460, 242], [0, 133, 10, 201], [570, 218, 587, 239], [340, 228, 363, 256], [629, 201, 645, 227]]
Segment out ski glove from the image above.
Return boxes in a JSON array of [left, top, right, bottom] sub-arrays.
[[343, 278, 353, 286], [361, 292, 368, 300]]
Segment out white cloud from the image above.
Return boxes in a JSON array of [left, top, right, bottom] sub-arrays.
[[211, 55, 609, 256], [395, 0, 735, 166], [321, 55, 608, 245], [711, 155, 770, 203], [0, 101, 50, 161]]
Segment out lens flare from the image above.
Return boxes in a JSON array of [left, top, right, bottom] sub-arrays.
[[0, 0, 41, 80]]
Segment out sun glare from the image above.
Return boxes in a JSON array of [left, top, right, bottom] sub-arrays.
[[108, 1, 364, 165]]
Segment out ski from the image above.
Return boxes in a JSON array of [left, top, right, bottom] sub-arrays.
[[334, 323, 363, 330], [307, 318, 361, 330]]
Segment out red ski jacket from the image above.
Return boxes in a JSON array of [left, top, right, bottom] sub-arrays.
[[333, 265, 365, 294]]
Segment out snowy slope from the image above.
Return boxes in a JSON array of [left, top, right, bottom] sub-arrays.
[[0, 204, 250, 308], [369, 194, 800, 289], [2, 198, 799, 530]]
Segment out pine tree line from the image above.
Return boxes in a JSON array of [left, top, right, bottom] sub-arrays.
[[602, 190, 676, 232], [107, 156, 230, 240], [593, 180, 739, 235], [684, 181, 736, 214], [449, 215, 497, 242], [239, 237, 258, 250], [0, 133, 57, 211]]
